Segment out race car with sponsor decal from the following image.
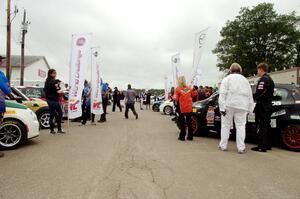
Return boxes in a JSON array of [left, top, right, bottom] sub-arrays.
[[0, 101, 39, 149], [159, 100, 175, 115], [175, 84, 300, 152]]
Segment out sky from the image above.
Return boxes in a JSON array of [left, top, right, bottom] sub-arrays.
[[0, 0, 300, 89]]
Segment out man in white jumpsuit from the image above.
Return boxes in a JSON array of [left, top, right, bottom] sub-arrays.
[[218, 63, 255, 153]]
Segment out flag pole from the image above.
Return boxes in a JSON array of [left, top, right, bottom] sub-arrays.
[[67, 35, 74, 133]]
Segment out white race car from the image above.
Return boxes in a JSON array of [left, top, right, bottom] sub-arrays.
[[159, 100, 174, 115], [0, 101, 39, 149]]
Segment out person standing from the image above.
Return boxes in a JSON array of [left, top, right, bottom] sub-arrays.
[[145, 91, 151, 110], [192, 86, 199, 102], [0, 56, 12, 158], [43, 69, 65, 134], [112, 87, 122, 112], [175, 76, 193, 141], [80, 82, 95, 125], [125, 84, 138, 119], [251, 63, 275, 152], [98, 81, 110, 123], [218, 63, 254, 153]]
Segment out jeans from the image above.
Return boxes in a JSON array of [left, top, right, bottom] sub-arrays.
[[100, 98, 108, 121], [82, 104, 95, 124], [47, 100, 62, 131], [125, 103, 138, 118]]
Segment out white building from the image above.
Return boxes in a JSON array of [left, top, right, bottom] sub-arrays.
[[247, 67, 300, 85], [0, 55, 50, 86]]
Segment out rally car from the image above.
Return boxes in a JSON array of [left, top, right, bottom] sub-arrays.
[[0, 101, 39, 150], [176, 84, 300, 152], [159, 100, 174, 115], [152, 100, 164, 112], [10, 87, 50, 129]]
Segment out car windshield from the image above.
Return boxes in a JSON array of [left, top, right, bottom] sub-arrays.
[[18, 87, 44, 99]]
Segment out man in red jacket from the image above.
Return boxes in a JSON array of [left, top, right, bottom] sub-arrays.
[[175, 76, 193, 141]]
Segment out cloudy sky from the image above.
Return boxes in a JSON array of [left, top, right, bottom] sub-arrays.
[[0, 0, 299, 89]]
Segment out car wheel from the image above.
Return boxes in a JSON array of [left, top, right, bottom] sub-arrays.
[[191, 116, 199, 136], [281, 124, 300, 152], [164, 106, 173, 115], [152, 105, 159, 112], [0, 120, 26, 150], [38, 111, 50, 129]]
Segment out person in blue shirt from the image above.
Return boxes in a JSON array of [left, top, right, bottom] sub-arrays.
[[0, 56, 12, 158], [98, 81, 110, 123], [80, 82, 95, 125]]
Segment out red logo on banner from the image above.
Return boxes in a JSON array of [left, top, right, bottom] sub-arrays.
[[70, 100, 80, 111], [76, 37, 86, 46], [93, 102, 101, 109]]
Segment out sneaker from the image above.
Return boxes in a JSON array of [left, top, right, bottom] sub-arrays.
[[50, 130, 56, 134], [251, 147, 267, 152], [187, 137, 193, 141], [238, 149, 246, 154], [57, 130, 66, 134], [0, 151, 4, 158], [218, 146, 228, 151]]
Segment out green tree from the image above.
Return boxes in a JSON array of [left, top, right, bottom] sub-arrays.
[[213, 3, 300, 76]]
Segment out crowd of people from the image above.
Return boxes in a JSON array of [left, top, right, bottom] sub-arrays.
[[173, 62, 274, 153]]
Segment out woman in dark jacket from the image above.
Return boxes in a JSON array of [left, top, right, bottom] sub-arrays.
[[44, 69, 65, 134]]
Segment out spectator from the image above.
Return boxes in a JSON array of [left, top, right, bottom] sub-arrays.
[[80, 82, 95, 125], [125, 84, 138, 119], [112, 87, 122, 112], [192, 85, 199, 102], [98, 81, 110, 123]]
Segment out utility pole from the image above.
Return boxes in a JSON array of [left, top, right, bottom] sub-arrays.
[[6, 0, 11, 82], [6, 0, 18, 84], [20, 9, 30, 86]]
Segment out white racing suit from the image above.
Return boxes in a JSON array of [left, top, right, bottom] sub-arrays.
[[218, 73, 255, 151]]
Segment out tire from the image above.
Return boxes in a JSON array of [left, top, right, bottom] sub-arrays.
[[152, 105, 160, 112], [0, 119, 26, 150], [281, 124, 300, 152], [38, 111, 50, 129], [164, 106, 173, 115]]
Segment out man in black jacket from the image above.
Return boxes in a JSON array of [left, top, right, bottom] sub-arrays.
[[112, 87, 122, 112], [251, 63, 274, 152], [44, 69, 65, 134]]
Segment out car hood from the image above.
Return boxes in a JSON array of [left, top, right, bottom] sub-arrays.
[[5, 100, 27, 110]]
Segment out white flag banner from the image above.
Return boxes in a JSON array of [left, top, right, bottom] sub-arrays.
[[68, 34, 91, 119], [164, 76, 168, 100], [191, 28, 209, 85], [91, 48, 104, 115], [171, 53, 181, 87]]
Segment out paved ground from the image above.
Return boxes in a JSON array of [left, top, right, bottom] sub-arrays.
[[0, 108, 300, 199]]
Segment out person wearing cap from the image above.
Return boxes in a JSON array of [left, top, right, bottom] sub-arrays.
[[0, 56, 12, 158], [112, 87, 122, 112], [218, 63, 254, 154]]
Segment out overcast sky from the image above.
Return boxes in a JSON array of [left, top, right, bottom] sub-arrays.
[[0, 0, 299, 89]]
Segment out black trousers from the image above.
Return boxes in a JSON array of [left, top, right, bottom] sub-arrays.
[[81, 104, 95, 124], [125, 103, 138, 118], [100, 98, 108, 121], [47, 100, 62, 131], [112, 100, 122, 112], [256, 103, 273, 150], [178, 112, 193, 140]]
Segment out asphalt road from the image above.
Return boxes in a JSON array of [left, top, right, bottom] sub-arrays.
[[1, 108, 300, 199]]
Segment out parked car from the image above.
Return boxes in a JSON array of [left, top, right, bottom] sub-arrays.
[[178, 84, 300, 152], [159, 100, 174, 115], [0, 101, 39, 149], [152, 100, 164, 112], [17, 86, 46, 101], [10, 87, 50, 129]]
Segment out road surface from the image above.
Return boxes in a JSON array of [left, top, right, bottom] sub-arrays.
[[1, 109, 300, 199]]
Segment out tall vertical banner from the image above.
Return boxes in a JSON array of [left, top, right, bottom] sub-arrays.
[[171, 53, 181, 87], [91, 48, 104, 115], [68, 34, 91, 119], [164, 76, 168, 100], [191, 28, 208, 86]]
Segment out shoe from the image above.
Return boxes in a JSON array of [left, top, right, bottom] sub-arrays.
[[136, 114, 138, 120], [0, 151, 4, 158], [178, 137, 185, 141], [50, 130, 56, 134], [91, 122, 96, 126], [238, 149, 246, 154], [57, 130, 66, 134], [187, 137, 193, 141], [125, 117, 128, 119], [98, 120, 106, 123], [218, 146, 228, 151], [251, 147, 267, 152]]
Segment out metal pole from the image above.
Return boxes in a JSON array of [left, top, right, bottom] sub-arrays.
[[20, 10, 27, 86], [6, 0, 11, 83]]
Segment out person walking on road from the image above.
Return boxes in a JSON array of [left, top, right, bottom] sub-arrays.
[[251, 63, 275, 153], [218, 63, 255, 154], [175, 76, 193, 141], [0, 56, 12, 158], [125, 84, 138, 119], [112, 87, 122, 112], [145, 91, 151, 110], [44, 69, 65, 134]]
